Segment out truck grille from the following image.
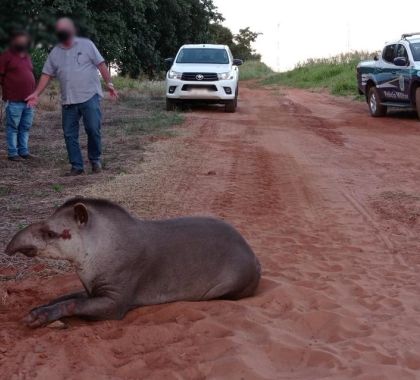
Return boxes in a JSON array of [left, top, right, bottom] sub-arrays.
[[181, 73, 218, 81]]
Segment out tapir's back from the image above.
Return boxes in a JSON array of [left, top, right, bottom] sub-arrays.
[[135, 217, 261, 304]]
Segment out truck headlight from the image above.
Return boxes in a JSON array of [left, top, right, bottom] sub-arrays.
[[218, 72, 233, 80], [168, 70, 182, 79]]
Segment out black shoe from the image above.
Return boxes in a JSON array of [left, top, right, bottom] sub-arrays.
[[92, 163, 102, 174], [65, 168, 85, 177], [19, 154, 35, 160], [8, 156, 22, 162]]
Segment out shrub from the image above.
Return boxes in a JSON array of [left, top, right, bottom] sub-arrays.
[[31, 48, 48, 79], [239, 60, 273, 80]]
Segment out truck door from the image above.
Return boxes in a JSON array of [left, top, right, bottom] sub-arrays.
[[394, 44, 411, 103], [376, 44, 399, 101]]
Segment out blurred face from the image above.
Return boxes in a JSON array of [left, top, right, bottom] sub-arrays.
[[11, 35, 30, 53], [55, 19, 76, 44]]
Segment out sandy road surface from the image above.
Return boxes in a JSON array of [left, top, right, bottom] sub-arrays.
[[2, 84, 420, 379]]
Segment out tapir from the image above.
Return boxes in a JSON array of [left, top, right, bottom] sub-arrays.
[[5, 197, 261, 328]]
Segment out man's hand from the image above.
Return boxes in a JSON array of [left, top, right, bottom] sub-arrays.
[[25, 74, 52, 108], [98, 63, 118, 101], [106, 83, 118, 100], [25, 92, 39, 108]]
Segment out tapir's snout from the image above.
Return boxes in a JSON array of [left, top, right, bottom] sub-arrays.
[[5, 224, 41, 257]]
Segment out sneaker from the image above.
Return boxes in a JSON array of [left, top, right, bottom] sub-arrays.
[[8, 156, 22, 162], [92, 163, 102, 174], [65, 168, 85, 177]]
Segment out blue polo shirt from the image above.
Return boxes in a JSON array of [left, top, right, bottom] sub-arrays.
[[43, 37, 105, 105]]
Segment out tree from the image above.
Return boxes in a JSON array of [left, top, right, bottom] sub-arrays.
[[231, 27, 261, 61], [208, 23, 234, 46], [0, 0, 259, 77], [208, 24, 261, 61]]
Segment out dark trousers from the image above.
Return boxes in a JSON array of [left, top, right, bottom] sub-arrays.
[[62, 94, 102, 170]]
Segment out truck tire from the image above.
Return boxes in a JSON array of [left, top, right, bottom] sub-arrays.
[[166, 98, 177, 111], [368, 87, 387, 117], [416, 87, 420, 120], [225, 87, 238, 113]]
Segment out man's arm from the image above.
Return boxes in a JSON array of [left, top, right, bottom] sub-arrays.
[[25, 74, 52, 107], [87, 40, 118, 100], [98, 62, 118, 100], [0, 72, 4, 98], [0, 53, 6, 88]]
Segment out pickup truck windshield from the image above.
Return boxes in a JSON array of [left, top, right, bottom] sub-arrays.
[[410, 43, 420, 61], [176, 48, 230, 64]]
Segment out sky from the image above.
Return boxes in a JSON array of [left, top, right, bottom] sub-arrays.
[[213, 0, 420, 71]]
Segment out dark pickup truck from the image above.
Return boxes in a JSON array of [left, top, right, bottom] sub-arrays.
[[357, 33, 420, 119]]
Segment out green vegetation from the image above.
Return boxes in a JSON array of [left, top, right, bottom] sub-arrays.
[[262, 52, 375, 96], [112, 78, 165, 97], [0, 186, 11, 197], [123, 112, 184, 136], [209, 25, 261, 61], [106, 79, 184, 137], [240, 61, 273, 81], [0, 0, 261, 78], [51, 184, 64, 193], [17, 223, 27, 230], [30, 48, 48, 79]]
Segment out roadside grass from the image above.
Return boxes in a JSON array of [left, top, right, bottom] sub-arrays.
[[262, 51, 376, 97], [0, 186, 11, 197], [124, 112, 184, 136], [112, 77, 165, 98], [0, 78, 183, 281], [240, 60, 274, 80], [51, 184, 64, 193]]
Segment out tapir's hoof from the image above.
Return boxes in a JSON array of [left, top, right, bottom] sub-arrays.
[[23, 309, 49, 328]]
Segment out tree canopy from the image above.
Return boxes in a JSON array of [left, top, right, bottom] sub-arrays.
[[0, 0, 261, 77]]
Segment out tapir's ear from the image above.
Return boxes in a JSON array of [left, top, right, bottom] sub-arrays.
[[74, 203, 88, 226]]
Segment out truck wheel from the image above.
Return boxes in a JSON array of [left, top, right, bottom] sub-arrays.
[[166, 98, 177, 111], [416, 87, 420, 120], [225, 87, 238, 113], [368, 87, 387, 117]]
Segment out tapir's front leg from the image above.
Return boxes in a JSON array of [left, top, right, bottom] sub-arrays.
[[29, 291, 88, 320], [31, 291, 88, 313], [24, 297, 124, 328], [46, 291, 88, 305]]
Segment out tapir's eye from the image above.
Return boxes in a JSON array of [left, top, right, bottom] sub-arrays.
[[43, 230, 57, 240]]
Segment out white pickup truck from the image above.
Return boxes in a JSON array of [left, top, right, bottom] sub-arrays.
[[165, 44, 243, 113]]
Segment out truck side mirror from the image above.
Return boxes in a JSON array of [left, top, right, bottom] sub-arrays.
[[394, 57, 408, 66], [164, 58, 174, 71], [233, 59, 243, 66]]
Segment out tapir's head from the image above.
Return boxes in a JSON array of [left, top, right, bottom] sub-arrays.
[[5, 199, 90, 261]]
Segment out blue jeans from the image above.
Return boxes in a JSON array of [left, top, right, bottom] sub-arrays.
[[5, 102, 34, 158], [62, 94, 102, 171]]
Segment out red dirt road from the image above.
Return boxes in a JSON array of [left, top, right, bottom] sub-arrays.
[[2, 84, 420, 379]]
